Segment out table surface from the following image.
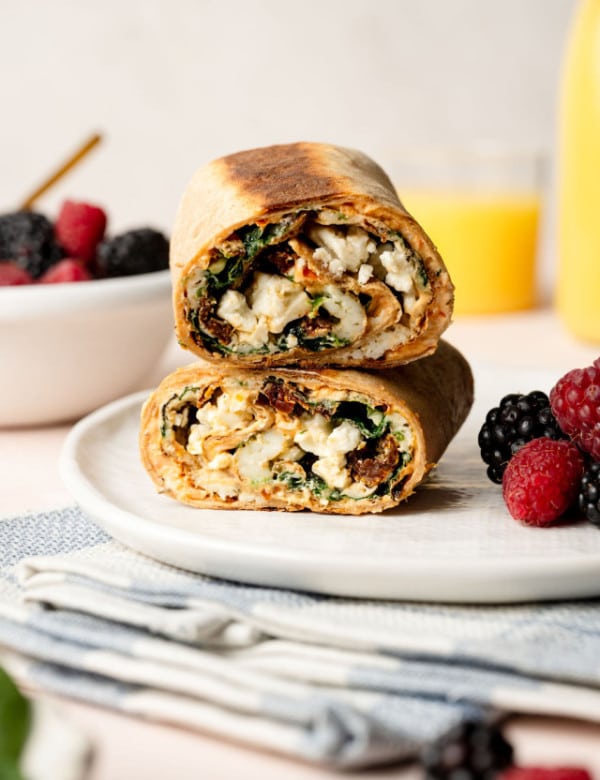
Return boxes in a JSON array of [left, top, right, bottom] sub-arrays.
[[4, 308, 600, 778]]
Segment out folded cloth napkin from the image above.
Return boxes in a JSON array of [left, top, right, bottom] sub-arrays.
[[1, 507, 600, 769]]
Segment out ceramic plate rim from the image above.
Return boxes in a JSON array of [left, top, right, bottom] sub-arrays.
[[59, 390, 600, 593]]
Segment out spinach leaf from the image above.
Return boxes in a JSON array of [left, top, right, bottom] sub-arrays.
[[0, 666, 30, 769], [332, 401, 388, 439], [282, 322, 350, 352], [204, 254, 247, 293], [196, 332, 235, 356], [160, 393, 178, 437], [417, 260, 429, 287], [238, 217, 297, 260], [276, 326, 349, 353], [178, 385, 200, 400], [238, 225, 264, 259], [302, 333, 350, 351], [275, 462, 328, 498], [276, 471, 305, 490], [305, 472, 328, 496]]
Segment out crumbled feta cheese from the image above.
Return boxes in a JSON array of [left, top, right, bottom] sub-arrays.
[[194, 392, 252, 435], [248, 272, 311, 333], [358, 264, 374, 285], [295, 416, 363, 491], [294, 414, 332, 457], [327, 420, 362, 454], [371, 242, 416, 294], [308, 224, 376, 276], [217, 290, 257, 333], [295, 415, 362, 459], [216, 289, 269, 348], [313, 455, 350, 490]]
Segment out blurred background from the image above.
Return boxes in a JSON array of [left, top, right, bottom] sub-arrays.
[[0, 0, 578, 301]]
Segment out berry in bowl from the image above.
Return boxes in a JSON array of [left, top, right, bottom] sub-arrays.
[[0, 200, 173, 426]]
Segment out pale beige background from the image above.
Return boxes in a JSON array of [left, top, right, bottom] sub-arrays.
[[0, 0, 576, 235]]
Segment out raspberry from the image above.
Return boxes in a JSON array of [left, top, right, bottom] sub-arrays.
[[478, 391, 566, 484], [501, 768, 592, 780], [96, 228, 169, 277], [502, 438, 585, 526], [421, 720, 514, 780], [39, 258, 92, 284], [0, 261, 34, 285], [54, 200, 107, 263], [0, 211, 63, 278], [550, 360, 600, 460]]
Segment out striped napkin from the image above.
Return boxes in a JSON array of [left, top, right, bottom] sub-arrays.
[[1, 506, 600, 769]]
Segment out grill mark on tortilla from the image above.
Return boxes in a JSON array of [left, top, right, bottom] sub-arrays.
[[222, 143, 344, 211]]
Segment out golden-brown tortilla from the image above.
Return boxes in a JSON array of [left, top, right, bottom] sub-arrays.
[[140, 341, 473, 515], [171, 142, 454, 368]]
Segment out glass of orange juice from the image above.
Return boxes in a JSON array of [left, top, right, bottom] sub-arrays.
[[390, 148, 545, 315]]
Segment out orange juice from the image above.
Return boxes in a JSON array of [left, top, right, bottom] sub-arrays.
[[400, 189, 540, 315], [557, 0, 600, 342]]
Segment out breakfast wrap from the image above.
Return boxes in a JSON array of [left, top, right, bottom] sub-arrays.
[[171, 142, 454, 368], [140, 340, 473, 515]]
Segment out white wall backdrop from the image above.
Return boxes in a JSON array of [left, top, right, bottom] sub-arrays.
[[0, 0, 576, 243]]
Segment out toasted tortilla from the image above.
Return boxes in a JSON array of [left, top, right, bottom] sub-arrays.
[[171, 142, 454, 368], [140, 340, 473, 515]]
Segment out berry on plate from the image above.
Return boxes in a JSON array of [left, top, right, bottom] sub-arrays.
[[478, 392, 566, 484], [39, 258, 92, 284], [578, 460, 600, 528], [502, 438, 585, 526], [421, 720, 514, 779], [0, 211, 63, 278], [54, 200, 107, 263], [550, 359, 600, 460], [96, 228, 169, 277], [500, 768, 593, 780], [0, 261, 34, 286]]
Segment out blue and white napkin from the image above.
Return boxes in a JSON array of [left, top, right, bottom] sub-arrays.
[[1, 507, 600, 769]]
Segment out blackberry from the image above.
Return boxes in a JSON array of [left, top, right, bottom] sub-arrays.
[[422, 720, 514, 780], [478, 391, 566, 484], [96, 228, 169, 277], [0, 211, 63, 278], [578, 461, 600, 528]]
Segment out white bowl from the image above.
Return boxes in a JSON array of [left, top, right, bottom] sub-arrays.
[[0, 270, 174, 426]]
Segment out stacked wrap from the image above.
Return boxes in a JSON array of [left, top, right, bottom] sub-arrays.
[[141, 142, 474, 515]]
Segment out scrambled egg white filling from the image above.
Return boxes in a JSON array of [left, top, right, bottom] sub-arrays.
[[294, 415, 362, 491], [308, 223, 421, 312], [207, 219, 426, 353], [178, 386, 414, 501], [309, 224, 376, 276], [217, 273, 365, 348]]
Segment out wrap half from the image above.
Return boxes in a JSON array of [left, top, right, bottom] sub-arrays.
[[140, 341, 473, 515], [171, 142, 454, 368]]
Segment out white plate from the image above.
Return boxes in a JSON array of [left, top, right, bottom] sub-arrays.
[[60, 364, 600, 603]]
